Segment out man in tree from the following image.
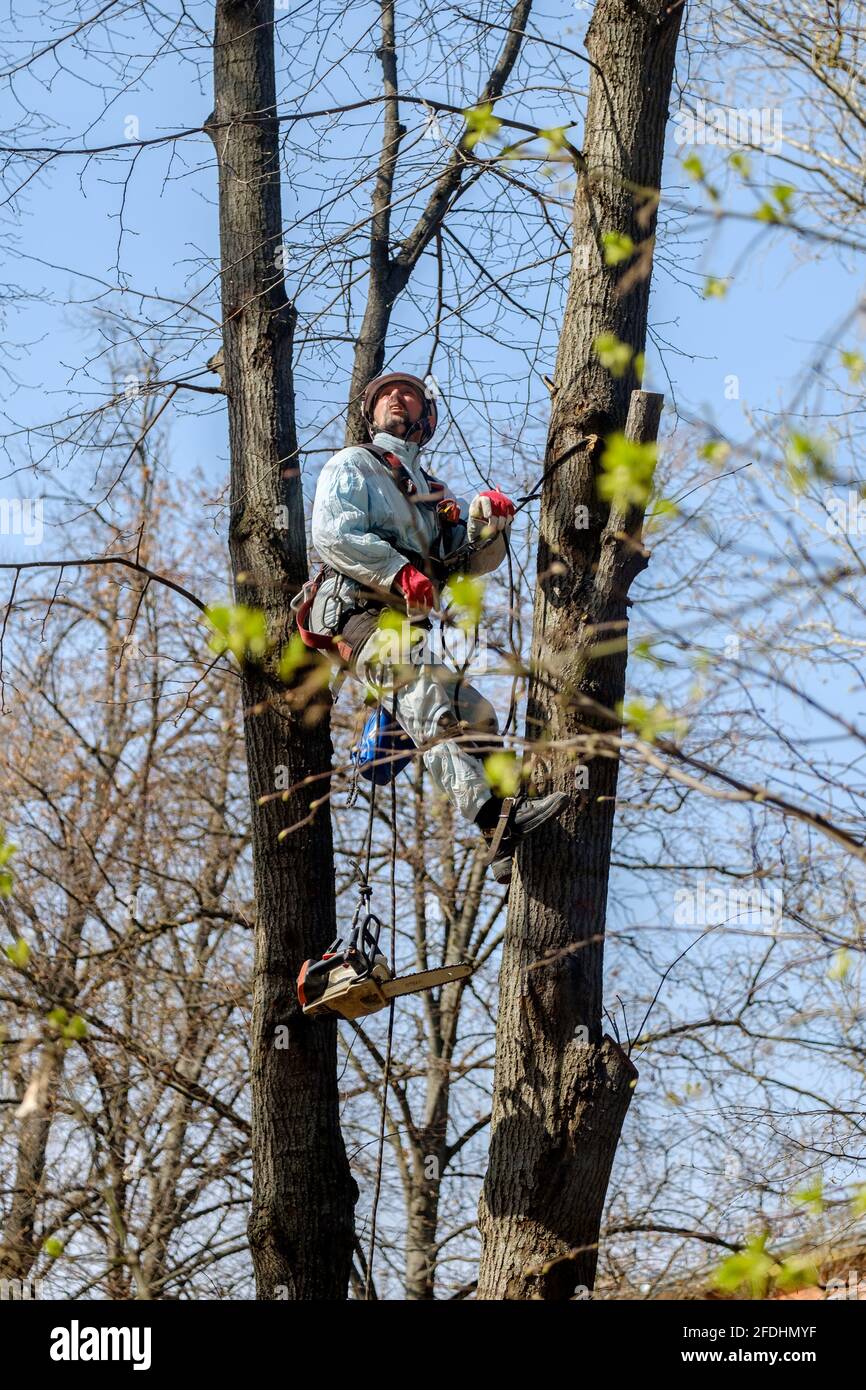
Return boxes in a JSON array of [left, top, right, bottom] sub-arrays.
[[307, 371, 567, 883]]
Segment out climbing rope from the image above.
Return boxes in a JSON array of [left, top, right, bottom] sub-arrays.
[[360, 690, 400, 1301], [354, 444, 597, 1294]]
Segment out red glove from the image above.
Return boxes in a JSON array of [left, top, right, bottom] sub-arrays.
[[395, 563, 435, 610], [468, 488, 516, 541], [437, 497, 462, 525], [476, 488, 515, 518]]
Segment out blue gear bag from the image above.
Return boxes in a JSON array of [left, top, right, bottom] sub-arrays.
[[353, 707, 415, 785]]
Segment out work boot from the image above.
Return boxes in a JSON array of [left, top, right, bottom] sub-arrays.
[[479, 791, 568, 885]]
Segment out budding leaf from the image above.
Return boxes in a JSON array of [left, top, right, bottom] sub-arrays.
[[619, 698, 688, 744], [700, 439, 732, 467], [704, 276, 729, 299], [5, 938, 30, 968], [483, 752, 521, 798], [206, 604, 269, 665], [714, 1234, 774, 1299], [594, 333, 634, 379], [682, 153, 705, 181], [463, 103, 502, 149], [538, 125, 568, 155], [601, 231, 635, 266], [598, 432, 658, 509], [828, 947, 852, 982], [841, 349, 866, 384], [792, 1176, 824, 1213], [446, 574, 484, 629], [0, 830, 15, 898]]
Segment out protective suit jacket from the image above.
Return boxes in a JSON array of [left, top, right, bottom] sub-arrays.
[[309, 429, 504, 824], [311, 430, 506, 594]]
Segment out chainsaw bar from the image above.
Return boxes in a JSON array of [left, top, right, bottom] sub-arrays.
[[381, 961, 472, 998]]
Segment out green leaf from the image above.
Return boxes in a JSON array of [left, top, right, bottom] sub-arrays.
[[601, 231, 635, 266], [5, 938, 30, 968], [277, 633, 318, 682], [633, 639, 665, 669], [597, 432, 658, 508], [682, 153, 705, 181], [828, 947, 852, 982], [363, 610, 424, 671], [792, 1176, 824, 1213], [714, 1233, 775, 1298], [619, 698, 688, 744], [841, 349, 866, 384], [700, 439, 732, 467], [784, 432, 833, 491], [773, 183, 796, 214], [47, 1007, 88, 1043], [728, 151, 751, 177], [483, 751, 521, 798], [463, 102, 502, 149], [206, 604, 269, 665], [852, 1185, 866, 1216], [538, 125, 568, 155], [633, 351, 645, 383], [593, 334, 634, 379], [776, 1254, 820, 1291], [446, 573, 485, 629], [43, 1237, 64, 1258], [0, 829, 15, 897], [704, 276, 729, 299]]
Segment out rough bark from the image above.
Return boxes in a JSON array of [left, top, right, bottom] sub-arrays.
[[206, 0, 355, 1300], [477, 0, 683, 1301]]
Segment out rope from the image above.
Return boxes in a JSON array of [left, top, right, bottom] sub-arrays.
[[364, 692, 399, 1301], [501, 532, 519, 738], [351, 435, 596, 1297]]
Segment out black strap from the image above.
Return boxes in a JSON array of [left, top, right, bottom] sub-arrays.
[[362, 443, 445, 509], [359, 444, 455, 583]]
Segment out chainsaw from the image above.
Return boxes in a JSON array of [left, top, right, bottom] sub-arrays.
[[297, 897, 472, 1021]]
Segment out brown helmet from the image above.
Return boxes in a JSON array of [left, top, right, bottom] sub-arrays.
[[361, 371, 438, 446]]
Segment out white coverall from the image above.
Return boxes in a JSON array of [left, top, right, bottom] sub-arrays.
[[311, 430, 505, 823]]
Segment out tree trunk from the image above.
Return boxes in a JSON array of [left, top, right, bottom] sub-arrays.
[[207, 0, 355, 1300], [477, 0, 683, 1301]]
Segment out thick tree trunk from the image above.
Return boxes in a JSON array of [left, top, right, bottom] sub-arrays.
[[477, 0, 683, 1301], [207, 0, 355, 1299]]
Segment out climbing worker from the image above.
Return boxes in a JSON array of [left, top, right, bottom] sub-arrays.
[[303, 369, 567, 885]]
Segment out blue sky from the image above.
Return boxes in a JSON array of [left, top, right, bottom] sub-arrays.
[[2, 1, 865, 1283]]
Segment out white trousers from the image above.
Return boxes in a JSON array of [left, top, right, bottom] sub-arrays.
[[353, 629, 495, 824]]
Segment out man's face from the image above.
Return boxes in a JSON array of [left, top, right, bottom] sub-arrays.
[[372, 381, 424, 439]]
